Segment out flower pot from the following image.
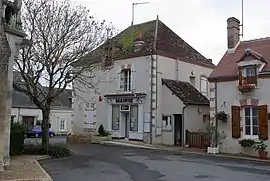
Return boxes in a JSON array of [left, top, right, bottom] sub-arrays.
[[258, 150, 268, 160], [207, 146, 219, 155]]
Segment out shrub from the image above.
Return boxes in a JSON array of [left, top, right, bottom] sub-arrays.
[[98, 124, 110, 137], [10, 122, 26, 155], [238, 139, 255, 148], [23, 143, 73, 158]]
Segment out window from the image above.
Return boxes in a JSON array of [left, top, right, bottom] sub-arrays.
[[244, 66, 256, 77], [130, 105, 138, 131], [244, 107, 258, 138], [120, 69, 131, 91], [112, 105, 120, 130], [60, 119, 66, 131], [162, 115, 172, 130], [200, 76, 208, 97], [189, 76, 195, 87]]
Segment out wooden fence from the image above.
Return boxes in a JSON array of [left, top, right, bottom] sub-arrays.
[[185, 130, 211, 149]]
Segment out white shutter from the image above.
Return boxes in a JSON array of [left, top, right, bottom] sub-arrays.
[[116, 67, 121, 91], [131, 64, 136, 91]]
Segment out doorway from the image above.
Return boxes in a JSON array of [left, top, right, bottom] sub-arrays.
[[174, 114, 182, 146], [122, 112, 130, 138]]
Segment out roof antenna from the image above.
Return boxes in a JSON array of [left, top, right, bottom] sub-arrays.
[[239, 0, 244, 38]]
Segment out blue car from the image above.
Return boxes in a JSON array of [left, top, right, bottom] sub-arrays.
[[26, 126, 55, 138]]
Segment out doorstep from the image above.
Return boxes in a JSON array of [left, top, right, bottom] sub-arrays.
[[101, 140, 270, 163], [0, 155, 53, 181]]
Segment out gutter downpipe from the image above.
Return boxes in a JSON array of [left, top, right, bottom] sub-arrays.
[[215, 82, 218, 147], [182, 104, 188, 146], [149, 53, 153, 144]]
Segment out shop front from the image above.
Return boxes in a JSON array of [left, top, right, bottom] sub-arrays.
[[104, 92, 146, 140]]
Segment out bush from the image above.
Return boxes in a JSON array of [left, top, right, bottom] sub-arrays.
[[238, 139, 255, 148], [98, 124, 110, 137], [10, 122, 26, 155], [23, 143, 73, 158]]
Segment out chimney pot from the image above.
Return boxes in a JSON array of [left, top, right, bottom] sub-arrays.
[[227, 17, 240, 49]]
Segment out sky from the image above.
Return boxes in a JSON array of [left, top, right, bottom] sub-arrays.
[[70, 0, 270, 65]]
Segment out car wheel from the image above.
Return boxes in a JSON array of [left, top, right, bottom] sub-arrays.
[[35, 134, 39, 138], [50, 133, 54, 137]]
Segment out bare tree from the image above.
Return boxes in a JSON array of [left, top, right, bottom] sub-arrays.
[[14, 0, 114, 152]]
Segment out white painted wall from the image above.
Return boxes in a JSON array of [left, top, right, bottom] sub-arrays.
[[216, 78, 270, 156], [11, 108, 73, 134], [73, 56, 151, 140], [154, 55, 213, 145]]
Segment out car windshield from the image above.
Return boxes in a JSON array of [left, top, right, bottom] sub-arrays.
[[33, 126, 41, 131]]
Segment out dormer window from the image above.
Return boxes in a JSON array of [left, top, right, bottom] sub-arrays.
[[244, 65, 256, 77]]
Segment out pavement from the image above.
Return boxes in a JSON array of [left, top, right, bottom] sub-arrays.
[[39, 144, 270, 181]]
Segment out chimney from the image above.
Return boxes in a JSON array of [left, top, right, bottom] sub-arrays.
[[227, 17, 240, 49]]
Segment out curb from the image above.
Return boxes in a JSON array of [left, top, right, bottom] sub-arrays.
[[101, 141, 270, 164], [34, 159, 53, 181]]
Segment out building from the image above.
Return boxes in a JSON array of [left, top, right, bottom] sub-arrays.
[[0, 0, 26, 171], [208, 17, 270, 156], [73, 17, 215, 146], [11, 89, 73, 135]]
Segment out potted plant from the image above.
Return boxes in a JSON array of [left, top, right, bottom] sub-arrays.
[[205, 123, 226, 154], [215, 111, 229, 122], [253, 140, 268, 159], [238, 84, 255, 93]]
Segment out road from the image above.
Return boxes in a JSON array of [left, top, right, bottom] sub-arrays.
[[24, 136, 66, 145], [39, 144, 270, 181]]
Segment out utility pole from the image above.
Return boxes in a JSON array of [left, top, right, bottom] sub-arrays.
[[131, 2, 149, 50], [240, 0, 244, 37]]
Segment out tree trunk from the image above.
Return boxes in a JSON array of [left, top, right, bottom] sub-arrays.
[[42, 109, 50, 154]]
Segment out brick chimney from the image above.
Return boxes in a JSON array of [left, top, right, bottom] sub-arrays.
[[227, 17, 240, 49]]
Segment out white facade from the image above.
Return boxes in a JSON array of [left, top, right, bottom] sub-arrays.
[[73, 54, 214, 145], [11, 108, 73, 135]]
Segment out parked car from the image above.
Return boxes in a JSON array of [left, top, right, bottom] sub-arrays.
[[26, 126, 55, 138]]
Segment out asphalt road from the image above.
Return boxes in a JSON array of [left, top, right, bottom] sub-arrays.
[[24, 136, 66, 145], [39, 144, 270, 181]]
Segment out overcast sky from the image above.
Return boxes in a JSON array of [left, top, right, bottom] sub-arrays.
[[71, 0, 270, 65]]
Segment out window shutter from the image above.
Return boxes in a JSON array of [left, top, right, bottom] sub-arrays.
[[259, 105, 268, 140], [238, 66, 243, 85], [131, 64, 136, 91], [116, 67, 121, 91], [231, 106, 241, 138]]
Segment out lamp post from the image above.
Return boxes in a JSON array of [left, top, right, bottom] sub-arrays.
[[131, 2, 149, 50]]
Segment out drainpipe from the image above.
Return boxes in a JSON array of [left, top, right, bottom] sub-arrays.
[[214, 82, 218, 147], [182, 104, 188, 145], [149, 53, 154, 144]]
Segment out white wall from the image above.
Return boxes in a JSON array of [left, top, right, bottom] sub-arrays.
[[154, 55, 213, 145], [11, 108, 73, 134], [216, 78, 270, 155], [73, 56, 151, 136]]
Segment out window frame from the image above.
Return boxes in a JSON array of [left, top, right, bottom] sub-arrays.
[[200, 76, 208, 97], [59, 119, 66, 131], [162, 114, 172, 131], [243, 65, 257, 77], [112, 104, 120, 130], [130, 105, 138, 131], [243, 107, 259, 139], [120, 69, 131, 92]]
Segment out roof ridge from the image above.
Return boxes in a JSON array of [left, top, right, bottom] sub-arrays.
[[241, 37, 270, 44]]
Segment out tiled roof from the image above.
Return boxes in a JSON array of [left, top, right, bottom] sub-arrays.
[[209, 37, 270, 80], [12, 72, 72, 109], [80, 19, 214, 67], [161, 78, 209, 105]]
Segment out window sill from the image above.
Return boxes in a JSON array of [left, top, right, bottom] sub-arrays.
[[241, 135, 259, 140]]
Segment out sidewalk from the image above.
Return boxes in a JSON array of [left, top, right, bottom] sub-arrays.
[[0, 155, 53, 181], [101, 140, 270, 163]]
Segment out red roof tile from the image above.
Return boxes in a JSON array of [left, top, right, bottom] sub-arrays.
[[209, 37, 270, 80]]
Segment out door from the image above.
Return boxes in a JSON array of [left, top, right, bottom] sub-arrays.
[[174, 114, 182, 146], [123, 112, 130, 138], [22, 116, 35, 128]]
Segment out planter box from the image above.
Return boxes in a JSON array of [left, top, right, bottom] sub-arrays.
[[91, 135, 112, 144], [207, 146, 219, 154]]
